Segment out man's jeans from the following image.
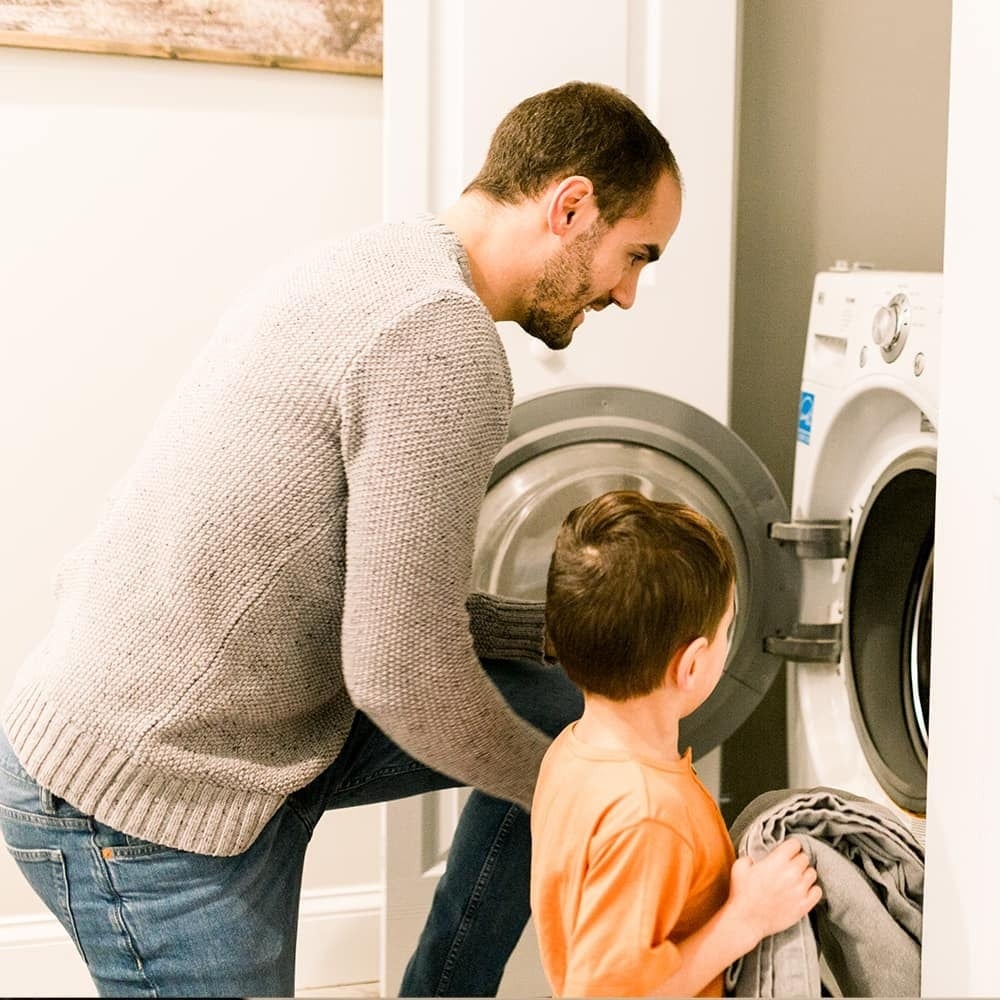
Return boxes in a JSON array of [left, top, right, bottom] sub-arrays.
[[0, 658, 582, 998]]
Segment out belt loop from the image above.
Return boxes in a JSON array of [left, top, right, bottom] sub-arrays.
[[38, 785, 58, 816]]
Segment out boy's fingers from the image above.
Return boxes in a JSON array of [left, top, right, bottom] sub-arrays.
[[784, 836, 805, 857], [792, 850, 812, 874], [769, 837, 803, 861]]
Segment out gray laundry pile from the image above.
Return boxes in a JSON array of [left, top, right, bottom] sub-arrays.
[[726, 787, 924, 998]]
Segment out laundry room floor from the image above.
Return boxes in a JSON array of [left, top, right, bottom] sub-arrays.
[[297, 982, 380, 997], [296, 978, 552, 997]]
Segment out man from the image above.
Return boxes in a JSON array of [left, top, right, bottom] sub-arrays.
[[0, 81, 682, 997]]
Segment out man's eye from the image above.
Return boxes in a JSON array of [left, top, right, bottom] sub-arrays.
[[630, 253, 645, 266]]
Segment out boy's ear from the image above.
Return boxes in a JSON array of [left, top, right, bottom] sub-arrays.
[[671, 636, 709, 692], [543, 629, 558, 665]]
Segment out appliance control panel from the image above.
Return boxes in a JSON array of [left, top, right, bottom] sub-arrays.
[[804, 268, 943, 390]]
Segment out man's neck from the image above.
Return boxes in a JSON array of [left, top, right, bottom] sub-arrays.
[[437, 192, 546, 324]]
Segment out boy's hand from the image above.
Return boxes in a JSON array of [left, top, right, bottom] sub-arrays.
[[727, 838, 822, 944]]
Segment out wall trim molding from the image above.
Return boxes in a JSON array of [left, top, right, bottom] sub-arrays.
[[0, 883, 382, 997]]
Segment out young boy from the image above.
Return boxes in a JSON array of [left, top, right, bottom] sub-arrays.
[[531, 490, 822, 997]]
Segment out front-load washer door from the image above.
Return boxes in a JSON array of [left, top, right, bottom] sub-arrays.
[[844, 450, 935, 813], [472, 385, 799, 759]]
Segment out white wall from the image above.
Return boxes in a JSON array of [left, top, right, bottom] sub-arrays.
[[922, 2, 1000, 993], [0, 43, 382, 994]]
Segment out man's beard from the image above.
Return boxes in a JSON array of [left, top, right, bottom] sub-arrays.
[[523, 220, 607, 350]]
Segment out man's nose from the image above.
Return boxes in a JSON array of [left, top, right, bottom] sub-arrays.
[[610, 272, 639, 310]]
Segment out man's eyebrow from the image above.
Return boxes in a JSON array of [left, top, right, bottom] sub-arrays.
[[641, 243, 661, 263]]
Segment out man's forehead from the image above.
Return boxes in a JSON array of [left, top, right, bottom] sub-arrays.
[[618, 174, 681, 246]]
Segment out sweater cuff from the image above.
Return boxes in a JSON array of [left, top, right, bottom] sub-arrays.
[[466, 591, 548, 664]]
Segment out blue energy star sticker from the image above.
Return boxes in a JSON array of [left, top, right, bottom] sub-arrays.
[[798, 391, 815, 444]]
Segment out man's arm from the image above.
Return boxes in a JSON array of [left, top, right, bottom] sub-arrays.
[[465, 591, 547, 663], [338, 291, 550, 809]]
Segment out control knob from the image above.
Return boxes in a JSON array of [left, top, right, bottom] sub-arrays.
[[871, 293, 910, 362]]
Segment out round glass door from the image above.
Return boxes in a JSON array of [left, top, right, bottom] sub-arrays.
[[472, 385, 799, 758]]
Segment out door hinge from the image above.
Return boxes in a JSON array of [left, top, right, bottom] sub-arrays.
[[769, 519, 850, 559], [765, 623, 842, 663]]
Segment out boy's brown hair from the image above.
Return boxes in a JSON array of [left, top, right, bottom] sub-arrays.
[[545, 490, 736, 701], [464, 81, 681, 227]]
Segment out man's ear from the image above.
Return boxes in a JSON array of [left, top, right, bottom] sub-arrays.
[[672, 636, 709, 692], [546, 175, 597, 236]]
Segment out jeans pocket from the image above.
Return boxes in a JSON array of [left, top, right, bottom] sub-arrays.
[[92, 823, 178, 861], [3, 842, 88, 962]]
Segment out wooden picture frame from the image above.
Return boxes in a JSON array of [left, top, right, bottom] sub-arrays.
[[0, 1, 382, 76]]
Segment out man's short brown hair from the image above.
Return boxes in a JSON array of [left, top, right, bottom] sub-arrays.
[[465, 81, 681, 227], [545, 491, 735, 701]]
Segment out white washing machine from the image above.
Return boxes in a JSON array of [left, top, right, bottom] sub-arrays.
[[784, 266, 942, 840]]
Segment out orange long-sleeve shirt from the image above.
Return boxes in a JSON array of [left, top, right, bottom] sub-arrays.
[[530, 723, 735, 997]]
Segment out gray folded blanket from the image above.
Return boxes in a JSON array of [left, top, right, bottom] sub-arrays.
[[726, 787, 924, 998]]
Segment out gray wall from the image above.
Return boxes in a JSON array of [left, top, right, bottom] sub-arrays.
[[723, 0, 952, 820]]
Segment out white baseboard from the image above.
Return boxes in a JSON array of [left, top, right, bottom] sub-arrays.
[[0, 883, 382, 997], [296, 884, 382, 990], [0, 912, 96, 998]]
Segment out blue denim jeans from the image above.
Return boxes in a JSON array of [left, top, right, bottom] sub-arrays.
[[0, 658, 582, 998]]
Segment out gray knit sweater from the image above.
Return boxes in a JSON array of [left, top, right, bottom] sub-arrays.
[[3, 217, 552, 856]]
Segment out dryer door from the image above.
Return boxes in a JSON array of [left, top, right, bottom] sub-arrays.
[[473, 384, 799, 759]]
